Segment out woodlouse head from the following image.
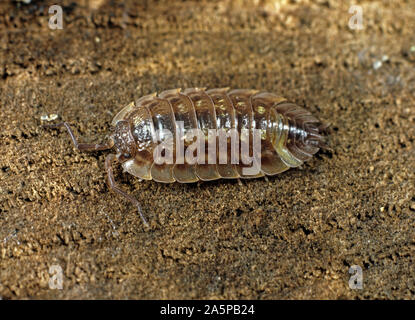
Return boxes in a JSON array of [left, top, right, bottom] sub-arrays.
[[111, 120, 136, 163]]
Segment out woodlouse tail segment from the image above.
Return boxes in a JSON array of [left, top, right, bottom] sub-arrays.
[[105, 154, 149, 227], [43, 122, 114, 152], [304, 123, 331, 151], [317, 122, 331, 134]]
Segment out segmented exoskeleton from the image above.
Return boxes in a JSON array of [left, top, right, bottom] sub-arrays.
[[44, 88, 328, 226]]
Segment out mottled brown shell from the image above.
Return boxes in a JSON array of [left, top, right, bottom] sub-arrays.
[[110, 88, 325, 183]]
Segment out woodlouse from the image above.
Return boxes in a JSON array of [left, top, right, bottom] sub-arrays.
[[44, 87, 328, 226]]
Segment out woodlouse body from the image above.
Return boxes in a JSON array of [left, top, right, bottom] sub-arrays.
[[45, 87, 327, 226], [111, 88, 325, 183]]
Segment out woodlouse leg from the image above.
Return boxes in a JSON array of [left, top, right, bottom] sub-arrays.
[[43, 122, 113, 152], [105, 154, 149, 227]]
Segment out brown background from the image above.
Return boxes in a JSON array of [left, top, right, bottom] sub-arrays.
[[0, 0, 414, 299]]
